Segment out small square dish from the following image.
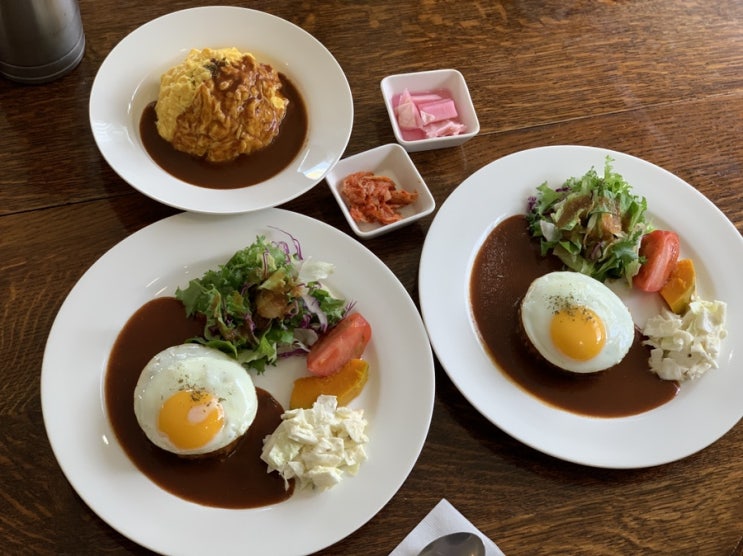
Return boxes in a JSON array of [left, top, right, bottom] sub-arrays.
[[381, 69, 480, 152], [326, 143, 435, 239]]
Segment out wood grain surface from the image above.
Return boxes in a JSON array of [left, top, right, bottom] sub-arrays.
[[1, 1, 741, 554]]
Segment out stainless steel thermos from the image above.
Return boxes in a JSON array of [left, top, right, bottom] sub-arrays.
[[0, 0, 85, 84]]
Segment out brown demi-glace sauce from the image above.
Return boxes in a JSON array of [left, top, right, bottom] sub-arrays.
[[139, 74, 307, 189], [469, 215, 679, 418], [105, 296, 293, 508]]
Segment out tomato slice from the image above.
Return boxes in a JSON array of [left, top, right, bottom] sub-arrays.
[[633, 230, 680, 292], [306, 313, 372, 376]]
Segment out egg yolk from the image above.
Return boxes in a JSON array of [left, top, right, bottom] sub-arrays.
[[158, 390, 224, 450], [550, 306, 606, 361]]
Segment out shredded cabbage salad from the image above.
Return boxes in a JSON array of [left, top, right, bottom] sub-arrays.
[[175, 231, 348, 373], [526, 157, 651, 284]]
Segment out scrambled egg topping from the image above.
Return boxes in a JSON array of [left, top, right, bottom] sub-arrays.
[[155, 47, 288, 162]]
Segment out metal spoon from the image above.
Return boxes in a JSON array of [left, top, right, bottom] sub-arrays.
[[417, 532, 486, 556]]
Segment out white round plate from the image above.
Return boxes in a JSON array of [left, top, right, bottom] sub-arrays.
[[89, 7, 353, 214], [42, 209, 434, 555], [419, 145, 742, 469]]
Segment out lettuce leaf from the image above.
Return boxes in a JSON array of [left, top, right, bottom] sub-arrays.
[[526, 157, 650, 284], [175, 234, 347, 373]]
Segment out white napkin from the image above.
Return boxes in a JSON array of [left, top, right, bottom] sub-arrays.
[[388, 498, 506, 555]]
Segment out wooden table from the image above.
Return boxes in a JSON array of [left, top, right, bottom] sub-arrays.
[[1, 1, 741, 554]]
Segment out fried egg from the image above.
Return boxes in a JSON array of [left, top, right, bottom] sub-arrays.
[[133, 344, 257, 457], [520, 271, 634, 373]]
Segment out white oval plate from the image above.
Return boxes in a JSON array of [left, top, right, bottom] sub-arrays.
[[419, 145, 742, 469], [89, 7, 353, 214], [42, 209, 434, 555]]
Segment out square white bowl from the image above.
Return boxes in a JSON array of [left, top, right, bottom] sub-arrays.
[[380, 69, 480, 152], [326, 143, 435, 239]]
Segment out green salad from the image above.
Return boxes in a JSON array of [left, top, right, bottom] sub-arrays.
[[526, 157, 651, 284], [175, 233, 347, 373]]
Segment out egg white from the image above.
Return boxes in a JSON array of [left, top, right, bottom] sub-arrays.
[[133, 344, 257, 456], [520, 271, 634, 373]]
